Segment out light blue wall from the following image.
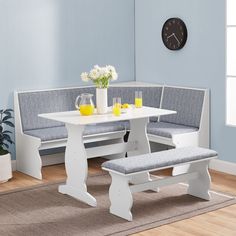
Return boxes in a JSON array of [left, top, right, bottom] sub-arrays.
[[135, 0, 235, 163], [0, 0, 135, 108], [0, 0, 135, 158]]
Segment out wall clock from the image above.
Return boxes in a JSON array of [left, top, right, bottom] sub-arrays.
[[162, 18, 187, 50]]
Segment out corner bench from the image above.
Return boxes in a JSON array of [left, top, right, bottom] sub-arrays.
[[102, 147, 217, 221], [148, 86, 209, 149], [14, 83, 209, 180], [14, 85, 163, 179]]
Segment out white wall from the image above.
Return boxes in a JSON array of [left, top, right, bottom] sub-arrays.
[[0, 0, 135, 159], [0, 0, 135, 108]]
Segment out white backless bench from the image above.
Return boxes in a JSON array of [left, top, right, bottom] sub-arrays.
[[102, 147, 217, 221]]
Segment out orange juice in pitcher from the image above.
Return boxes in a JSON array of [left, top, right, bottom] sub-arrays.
[[75, 93, 95, 116]]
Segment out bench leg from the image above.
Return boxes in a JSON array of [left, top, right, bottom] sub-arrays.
[[172, 164, 190, 176], [16, 135, 42, 180], [187, 160, 211, 200], [109, 172, 133, 221]]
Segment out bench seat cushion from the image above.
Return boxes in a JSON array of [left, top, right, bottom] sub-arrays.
[[102, 147, 217, 174], [24, 122, 127, 142], [147, 122, 198, 138]]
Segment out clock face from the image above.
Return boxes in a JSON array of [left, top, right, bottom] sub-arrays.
[[162, 18, 187, 50]]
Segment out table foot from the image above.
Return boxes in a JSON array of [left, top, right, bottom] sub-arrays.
[[59, 184, 97, 207]]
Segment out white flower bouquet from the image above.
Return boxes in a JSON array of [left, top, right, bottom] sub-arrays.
[[81, 65, 118, 89]]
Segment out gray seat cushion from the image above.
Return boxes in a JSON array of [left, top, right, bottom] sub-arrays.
[[24, 122, 126, 142], [147, 122, 198, 138], [102, 147, 217, 174], [160, 87, 205, 128]]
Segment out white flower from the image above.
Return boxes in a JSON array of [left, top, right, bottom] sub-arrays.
[[106, 65, 118, 80], [106, 65, 115, 72], [89, 68, 100, 80], [81, 65, 118, 87], [100, 67, 110, 78], [111, 71, 118, 80], [94, 65, 100, 70], [81, 72, 89, 82]]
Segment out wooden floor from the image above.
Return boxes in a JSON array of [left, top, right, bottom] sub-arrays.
[[0, 158, 236, 236]]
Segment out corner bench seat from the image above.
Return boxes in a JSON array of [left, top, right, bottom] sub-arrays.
[[147, 121, 198, 139], [27, 119, 200, 143], [24, 122, 128, 142], [15, 84, 209, 180], [102, 147, 217, 174]]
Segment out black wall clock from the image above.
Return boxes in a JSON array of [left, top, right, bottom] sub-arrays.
[[162, 18, 187, 50]]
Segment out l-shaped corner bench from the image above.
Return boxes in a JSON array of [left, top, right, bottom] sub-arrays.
[[14, 82, 209, 179]]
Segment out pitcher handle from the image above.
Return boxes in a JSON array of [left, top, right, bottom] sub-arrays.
[[75, 95, 81, 110]]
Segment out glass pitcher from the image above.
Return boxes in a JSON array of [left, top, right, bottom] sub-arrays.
[[75, 93, 95, 116]]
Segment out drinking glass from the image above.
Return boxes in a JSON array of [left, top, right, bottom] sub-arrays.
[[135, 91, 143, 108], [113, 97, 121, 116]]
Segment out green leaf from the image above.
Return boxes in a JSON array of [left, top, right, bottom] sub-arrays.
[[5, 140, 14, 145], [3, 111, 11, 116], [3, 121, 14, 127], [3, 131, 12, 134], [2, 115, 13, 122], [2, 143, 9, 149], [0, 146, 8, 155], [3, 109, 13, 113], [3, 134, 11, 140]]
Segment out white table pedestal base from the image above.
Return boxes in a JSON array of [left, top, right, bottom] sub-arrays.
[[127, 118, 158, 192], [59, 185, 96, 207], [59, 123, 97, 207]]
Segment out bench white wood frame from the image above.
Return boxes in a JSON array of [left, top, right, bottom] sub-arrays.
[[14, 89, 126, 180], [14, 82, 209, 180], [148, 85, 209, 176], [102, 150, 217, 221]]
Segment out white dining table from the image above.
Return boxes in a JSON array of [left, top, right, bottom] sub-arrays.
[[39, 106, 176, 207]]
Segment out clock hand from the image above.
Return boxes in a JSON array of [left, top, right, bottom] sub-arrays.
[[167, 33, 174, 40], [173, 33, 180, 45]]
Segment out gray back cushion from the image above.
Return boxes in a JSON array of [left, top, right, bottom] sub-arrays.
[[160, 87, 205, 128], [18, 87, 96, 131], [108, 86, 163, 108], [19, 86, 163, 131]]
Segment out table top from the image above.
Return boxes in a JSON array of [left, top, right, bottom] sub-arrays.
[[39, 106, 176, 126]]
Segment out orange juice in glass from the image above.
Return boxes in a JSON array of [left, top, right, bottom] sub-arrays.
[[135, 91, 143, 108], [113, 97, 121, 116]]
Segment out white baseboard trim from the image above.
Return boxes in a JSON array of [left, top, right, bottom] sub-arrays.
[[209, 159, 236, 176]]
